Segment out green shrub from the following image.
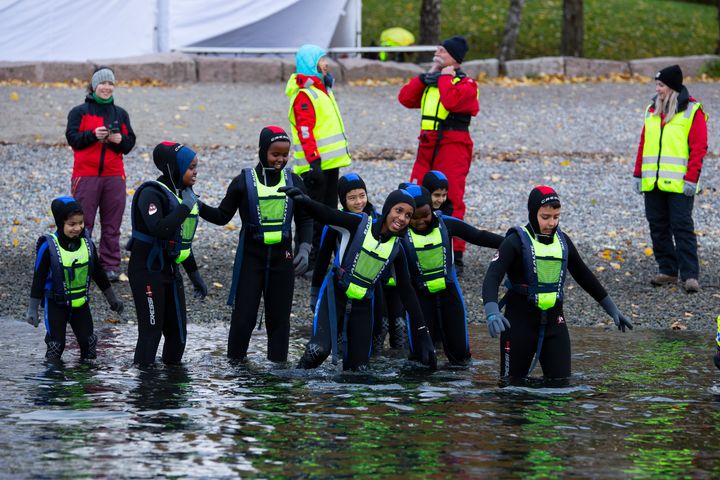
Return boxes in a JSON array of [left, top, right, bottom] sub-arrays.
[[700, 59, 720, 77]]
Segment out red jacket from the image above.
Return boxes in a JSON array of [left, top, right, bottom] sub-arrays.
[[66, 95, 136, 177], [398, 73, 480, 125], [290, 74, 329, 164], [633, 95, 707, 183]]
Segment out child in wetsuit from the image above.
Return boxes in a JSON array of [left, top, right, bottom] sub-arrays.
[[26, 196, 124, 361], [199, 126, 312, 362], [423, 170, 454, 218]]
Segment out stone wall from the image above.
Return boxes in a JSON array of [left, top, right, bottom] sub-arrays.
[[1, 53, 718, 84]]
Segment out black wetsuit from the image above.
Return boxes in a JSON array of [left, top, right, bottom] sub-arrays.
[[199, 166, 312, 362], [31, 233, 110, 360], [310, 204, 400, 351], [408, 215, 503, 364], [128, 175, 199, 365], [298, 202, 427, 371], [482, 226, 607, 379]]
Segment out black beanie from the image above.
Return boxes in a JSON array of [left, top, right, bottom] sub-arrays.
[[401, 183, 431, 209], [51, 196, 83, 231], [655, 65, 683, 93], [422, 170, 449, 193], [381, 189, 416, 219], [337, 172, 367, 209], [153, 141, 196, 187], [527, 185, 560, 236], [442, 36, 468, 64], [258, 125, 291, 167]]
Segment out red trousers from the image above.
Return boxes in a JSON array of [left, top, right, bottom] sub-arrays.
[[409, 130, 473, 252]]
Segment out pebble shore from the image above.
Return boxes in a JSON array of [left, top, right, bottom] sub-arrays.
[[1, 81, 719, 335]]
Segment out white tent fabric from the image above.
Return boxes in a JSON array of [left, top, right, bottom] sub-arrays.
[[0, 0, 360, 62], [0, 0, 156, 61]]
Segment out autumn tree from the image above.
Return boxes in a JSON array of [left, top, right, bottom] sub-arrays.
[[419, 0, 442, 62], [561, 0, 583, 57], [498, 0, 526, 74]]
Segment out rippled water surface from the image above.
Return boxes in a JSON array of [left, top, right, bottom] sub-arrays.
[[1, 317, 719, 478]]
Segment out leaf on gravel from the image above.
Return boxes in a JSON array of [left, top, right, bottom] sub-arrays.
[[12, 239, 19, 247], [32, 217, 41, 223], [224, 123, 237, 130], [683, 312, 694, 317], [141, 152, 150, 161], [224, 224, 238, 231], [607, 230, 617, 238], [610, 262, 621, 270], [560, 160, 571, 166], [11, 226, 17, 234], [105, 318, 121, 324], [9, 91, 19, 101], [595, 266, 605, 272], [127, 188, 135, 196], [671, 321, 687, 330], [118, 273, 129, 282], [213, 282, 223, 288], [643, 247, 653, 257], [178, 105, 190, 111], [490, 173, 503, 180], [197, 105, 206, 111], [600, 249, 612, 260], [13, 219, 21, 225]]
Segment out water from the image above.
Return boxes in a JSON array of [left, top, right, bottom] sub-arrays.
[[1, 317, 719, 479]]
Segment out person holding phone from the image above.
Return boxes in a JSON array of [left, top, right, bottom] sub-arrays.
[[66, 66, 136, 283]]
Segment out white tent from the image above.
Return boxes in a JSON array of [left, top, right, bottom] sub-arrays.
[[0, 0, 361, 61]]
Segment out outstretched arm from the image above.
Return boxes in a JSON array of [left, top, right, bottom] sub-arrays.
[[444, 216, 504, 249], [199, 175, 243, 226]]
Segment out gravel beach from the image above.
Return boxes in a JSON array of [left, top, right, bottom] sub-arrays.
[[1, 80, 719, 336]]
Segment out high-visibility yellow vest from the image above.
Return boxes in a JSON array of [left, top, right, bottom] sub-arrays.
[[405, 222, 451, 293], [420, 76, 478, 131], [155, 181, 199, 264], [48, 233, 91, 308], [287, 75, 351, 174], [641, 101, 705, 193], [339, 214, 399, 300], [516, 226, 568, 311], [245, 168, 293, 245]]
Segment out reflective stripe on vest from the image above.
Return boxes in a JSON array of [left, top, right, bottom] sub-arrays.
[[340, 214, 399, 300], [130, 181, 198, 264], [403, 216, 452, 293], [46, 232, 92, 308], [515, 226, 568, 311], [641, 101, 705, 193], [288, 81, 352, 174], [244, 167, 294, 245]]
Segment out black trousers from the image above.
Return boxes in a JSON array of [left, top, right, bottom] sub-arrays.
[[130, 270, 187, 366], [299, 276, 375, 371], [417, 281, 470, 365], [499, 293, 571, 379], [300, 167, 339, 266], [644, 189, 699, 280], [228, 244, 294, 362], [44, 300, 96, 360]]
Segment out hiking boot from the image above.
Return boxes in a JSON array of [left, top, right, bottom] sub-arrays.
[[683, 278, 700, 293], [650, 273, 677, 286], [454, 251, 464, 277], [714, 348, 720, 371], [105, 270, 120, 283]]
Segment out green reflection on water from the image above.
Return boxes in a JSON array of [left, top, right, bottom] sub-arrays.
[[624, 447, 696, 479], [513, 398, 570, 479], [228, 379, 450, 477]]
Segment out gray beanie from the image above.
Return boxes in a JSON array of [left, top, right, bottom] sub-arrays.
[[91, 68, 115, 90]]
